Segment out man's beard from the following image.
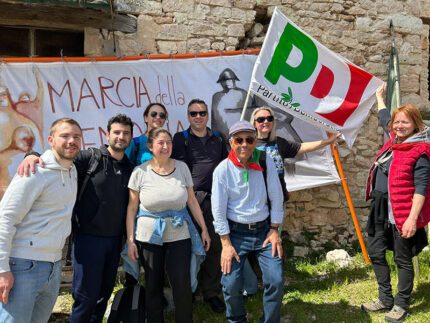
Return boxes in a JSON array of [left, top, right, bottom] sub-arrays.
[[109, 141, 128, 152]]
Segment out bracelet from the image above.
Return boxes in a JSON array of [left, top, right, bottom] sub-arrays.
[[269, 225, 279, 231]]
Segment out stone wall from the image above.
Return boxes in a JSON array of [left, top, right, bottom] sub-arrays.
[[86, 0, 430, 249]]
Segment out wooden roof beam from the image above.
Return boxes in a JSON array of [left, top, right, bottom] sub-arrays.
[[0, 3, 137, 33]]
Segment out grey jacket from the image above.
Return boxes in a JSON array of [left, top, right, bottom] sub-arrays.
[[0, 149, 78, 272]]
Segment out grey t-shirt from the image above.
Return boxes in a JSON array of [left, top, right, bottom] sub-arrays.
[[128, 160, 194, 243]]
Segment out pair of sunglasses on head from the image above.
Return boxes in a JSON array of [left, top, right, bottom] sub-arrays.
[[255, 116, 274, 123]]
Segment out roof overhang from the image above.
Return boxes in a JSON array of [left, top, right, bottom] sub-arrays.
[[0, 0, 137, 33]]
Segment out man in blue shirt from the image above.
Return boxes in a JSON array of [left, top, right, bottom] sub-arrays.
[[211, 120, 284, 323]]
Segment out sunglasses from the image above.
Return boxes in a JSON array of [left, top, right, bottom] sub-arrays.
[[233, 136, 256, 145], [255, 116, 274, 123], [150, 111, 167, 119], [189, 111, 208, 117]]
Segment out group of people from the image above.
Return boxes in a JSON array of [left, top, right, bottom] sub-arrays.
[[0, 82, 428, 323]]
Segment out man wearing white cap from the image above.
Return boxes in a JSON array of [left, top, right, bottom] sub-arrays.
[[211, 120, 284, 323]]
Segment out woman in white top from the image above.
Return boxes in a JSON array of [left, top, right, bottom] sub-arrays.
[[126, 127, 210, 323]]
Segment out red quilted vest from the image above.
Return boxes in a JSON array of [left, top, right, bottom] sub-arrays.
[[366, 133, 430, 232]]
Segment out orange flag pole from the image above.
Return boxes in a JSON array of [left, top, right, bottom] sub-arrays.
[[330, 136, 370, 264]]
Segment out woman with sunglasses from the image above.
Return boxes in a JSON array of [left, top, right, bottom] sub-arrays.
[[250, 106, 340, 202], [243, 106, 340, 297], [126, 128, 210, 323], [125, 103, 168, 166]]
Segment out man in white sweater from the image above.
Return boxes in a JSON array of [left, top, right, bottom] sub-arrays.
[[0, 118, 82, 323]]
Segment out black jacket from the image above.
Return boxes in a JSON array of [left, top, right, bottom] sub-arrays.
[[171, 127, 228, 193], [73, 145, 134, 237]]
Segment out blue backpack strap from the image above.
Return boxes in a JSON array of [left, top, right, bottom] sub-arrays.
[[182, 129, 189, 147], [213, 130, 223, 142], [133, 137, 140, 159]]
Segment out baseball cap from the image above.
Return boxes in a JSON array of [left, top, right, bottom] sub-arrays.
[[229, 120, 256, 137]]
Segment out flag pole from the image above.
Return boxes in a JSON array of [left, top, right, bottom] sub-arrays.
[[390, 21, 401, 107], [388, 20, 401, 113], [240, 89, 252, 121], [329, 135, 370, 264]]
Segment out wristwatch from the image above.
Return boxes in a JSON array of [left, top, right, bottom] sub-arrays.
[[269, 225, 279, 231]]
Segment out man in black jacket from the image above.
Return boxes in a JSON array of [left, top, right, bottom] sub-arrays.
[[171, 99, 228, 313], [70, 114, 134, 323], [18, 114, 134, 323]]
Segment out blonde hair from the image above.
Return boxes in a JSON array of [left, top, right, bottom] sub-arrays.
[[249, 106, 277, 142]]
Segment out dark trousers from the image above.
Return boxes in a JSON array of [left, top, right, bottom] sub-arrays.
[[198, 197, 222, 300], [368, 223, 414, 309], [137, 239, 193, 323], [70, 233, 122, 323]]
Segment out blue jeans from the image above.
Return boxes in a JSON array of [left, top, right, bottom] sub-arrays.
[[222, 223, 283, 323], [243, 205, 286, 297], [0, 257, 62, 323], [242, 258, 258, 296]]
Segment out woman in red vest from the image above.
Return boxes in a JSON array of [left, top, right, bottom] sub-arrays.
[[361, 83, 430, 323]]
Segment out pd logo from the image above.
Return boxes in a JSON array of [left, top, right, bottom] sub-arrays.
[[264, 23, 373, 127]]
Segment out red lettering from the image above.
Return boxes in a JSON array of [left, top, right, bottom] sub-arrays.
[[176, 120, 185, 133], [98, 127, 107, 145], [133, 77, 139, 107], [167, 75, 172, 105], [116, 77, 134, 108], [138, 77, 151, 108], [47, 80, 74, 113], [99, 77, 121, 108], [81, 127, 96, 150], [161, 93, 168, 105], [177, 92, 185, 106], [171, 76, 176, 105], [77, 79, 101, 112]]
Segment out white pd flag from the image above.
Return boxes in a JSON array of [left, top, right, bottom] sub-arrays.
[[250, 7, 383, 147]]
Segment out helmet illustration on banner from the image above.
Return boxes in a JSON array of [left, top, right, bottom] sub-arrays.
[[217, 68, 240, 83]]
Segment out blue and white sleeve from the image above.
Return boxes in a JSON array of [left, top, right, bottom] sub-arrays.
[[266, 154, 284, 224], [211, 164, 230, 235]]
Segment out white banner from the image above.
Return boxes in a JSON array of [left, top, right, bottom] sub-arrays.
[[250, 7, 383, 147], [0, 54, 339, 197]]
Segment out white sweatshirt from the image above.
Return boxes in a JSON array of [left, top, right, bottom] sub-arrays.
[[0, 149, 78, 272]]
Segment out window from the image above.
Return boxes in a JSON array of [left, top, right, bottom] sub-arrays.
[[0, 26, 84, 57]]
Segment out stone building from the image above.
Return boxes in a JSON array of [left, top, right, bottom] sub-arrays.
[[1, 0, 429, 251]]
